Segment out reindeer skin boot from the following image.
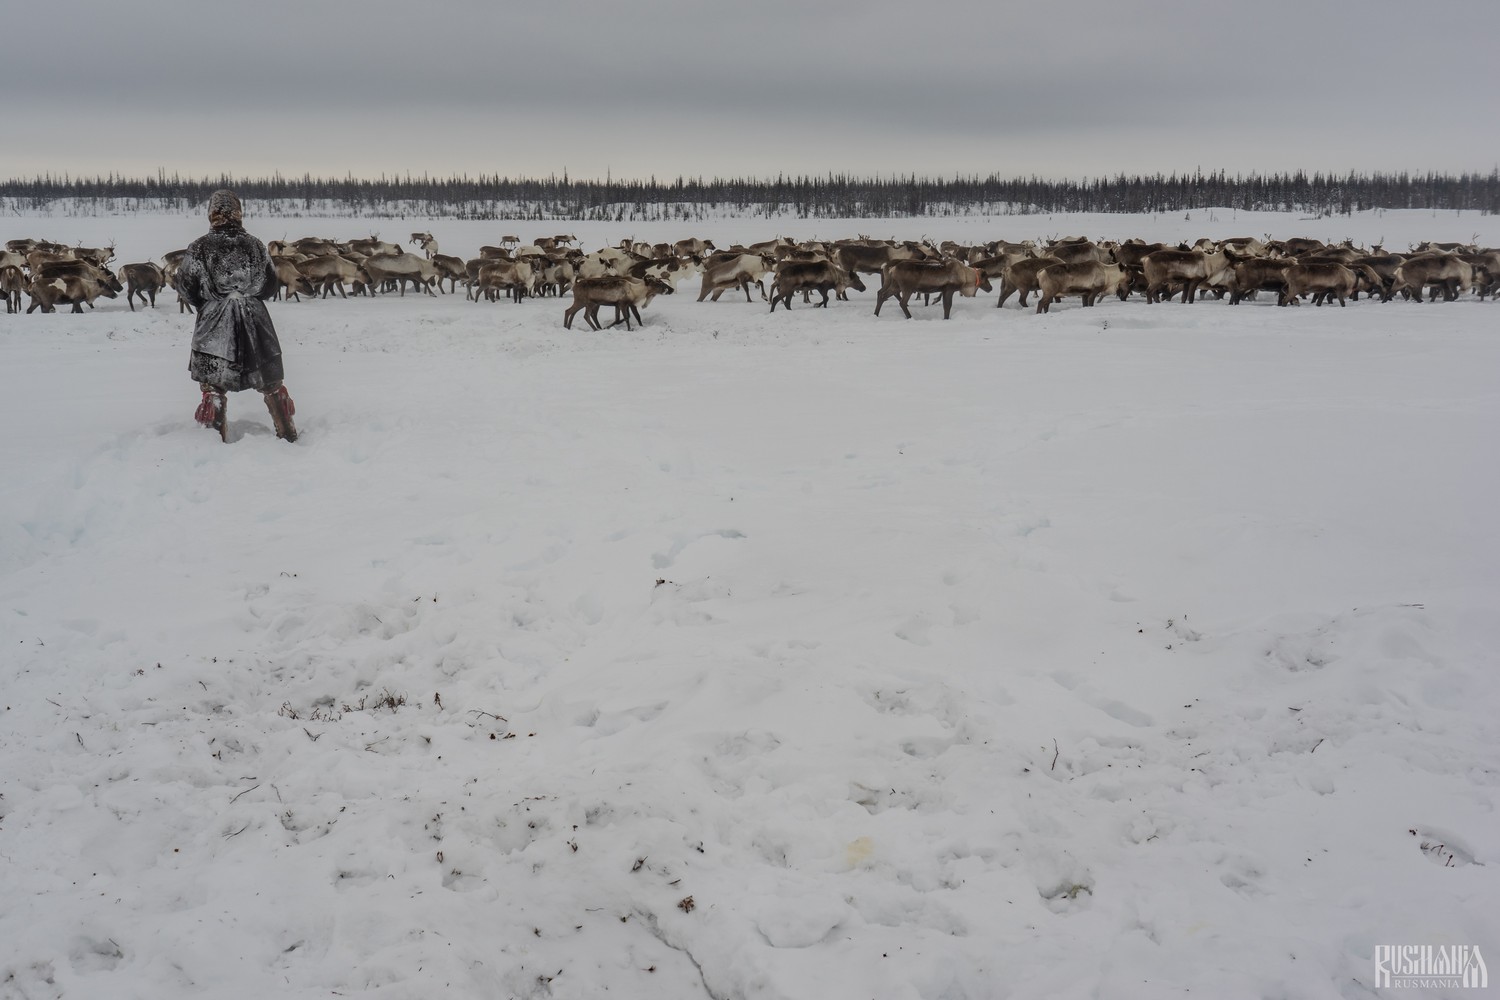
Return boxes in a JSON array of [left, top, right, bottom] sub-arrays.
[[195, 385, 228, 442], [263, 384, 298, 442]]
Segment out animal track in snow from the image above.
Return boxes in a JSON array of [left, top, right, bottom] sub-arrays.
[[650, 528, 746, 570], [846, 891, 970, 936], [1028, 849, 1095, 913], [441, 866, 487, 892], [1217, 855, 1268, 897], [894, 615, 931, 646], [849, 781, 944, 815], [1165, 618, 1202, 643], [67, 937, 124, 974], [1411, 826, 1483, 867], [899, 733, 972, 759], [1051, 673, 1154, 728]]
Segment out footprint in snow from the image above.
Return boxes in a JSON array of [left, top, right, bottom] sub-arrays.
[[894, 615, 931, 646]]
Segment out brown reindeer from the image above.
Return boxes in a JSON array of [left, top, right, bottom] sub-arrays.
[[430, 254, 468, 294], [1280, 263, 1357, 307], [363, 253, 439, 296], [997, 257, 1062, 308], [769, 260, 866, 311], [1035, 262, 1130, 313], [410, 232, 439, 258], [874, 259, 990, 319], [1046, 241, 1112, 266], [270, 258, 316, 301], [1392, 254, 1472, 301], [295, 255, 368, 299], [121, 262, 168, 310], [563, 276, 671, 330], [697, 252, 776, 302], [27, 263, 121, 313], [1141, 249, 1232, 303], [473, 259, 535, 303], [1228, 258, 1294, 304], [0, 265, 25, 313]]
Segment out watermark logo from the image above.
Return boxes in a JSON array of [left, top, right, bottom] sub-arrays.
[[1375, 945, 1488, 989]]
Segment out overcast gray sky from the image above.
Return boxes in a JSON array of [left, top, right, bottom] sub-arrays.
[[9, 0, 1496, 182]]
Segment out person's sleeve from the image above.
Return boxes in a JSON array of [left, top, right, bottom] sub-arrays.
[[176, 253, 206, 310], [257, 256, 278, 300]]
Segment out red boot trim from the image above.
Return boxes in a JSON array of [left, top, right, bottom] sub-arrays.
[[194, 391, 219, 427]]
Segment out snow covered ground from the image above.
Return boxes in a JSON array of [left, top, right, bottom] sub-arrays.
[[2, 209, 1498, 1000]]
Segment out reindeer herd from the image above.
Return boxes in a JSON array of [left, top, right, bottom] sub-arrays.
[[3, 229, 1496, 327]]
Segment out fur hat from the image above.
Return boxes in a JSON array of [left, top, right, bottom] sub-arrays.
[[207, 189, 244, 230]]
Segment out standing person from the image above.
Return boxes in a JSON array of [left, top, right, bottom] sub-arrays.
[[177, 189, 298, 442]]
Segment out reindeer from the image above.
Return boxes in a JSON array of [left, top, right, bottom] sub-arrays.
[[769, 260, 866, 311], [563, 276, 671, 330], [1279, 262, 1358, 307], [697, 252, 776, 302], [1141, 249, 1233, 303], [362, 253, 439, 296], [74, 242, 116, 266], [0, 265, 25, 313], [270, 258, 315, 301], [410, 232, 439, 259], [1035, 261, 1130, 313], [347, 237, 401, 257], [1391, 254, 1471, 301], [997, 257, 1062, 308], [430, 254, 467, 294], [295, 255, 369, 298], [874, 259, 990, 319], [121, 262, 168, 310], [473, 259, 535, 302]]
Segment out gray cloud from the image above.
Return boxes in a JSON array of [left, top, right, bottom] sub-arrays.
[[9, 0, 1497, 181]]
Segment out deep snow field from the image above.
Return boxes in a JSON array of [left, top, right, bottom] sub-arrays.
[[2, 208, 1498, 1000]]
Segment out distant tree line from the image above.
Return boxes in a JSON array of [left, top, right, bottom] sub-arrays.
[[2, 169, 1495, 219]]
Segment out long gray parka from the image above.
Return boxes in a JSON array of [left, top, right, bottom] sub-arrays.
[[179, 212, 284, 392]]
